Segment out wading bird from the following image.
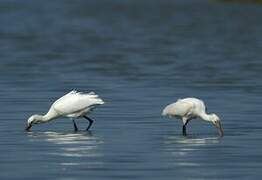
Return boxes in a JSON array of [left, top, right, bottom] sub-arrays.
[[162, 97, 223, 137], [26, 90, 104, 131]]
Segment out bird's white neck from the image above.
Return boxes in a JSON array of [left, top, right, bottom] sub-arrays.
[[45, 110, 59, 121], [35, 110, 58, 123], [199, 112, 213, 122], [42, 114, 53, 122]]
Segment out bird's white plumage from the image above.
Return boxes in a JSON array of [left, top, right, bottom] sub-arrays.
[[51, 90, 104, 118], [162, 97, 223, 136], [26, 90, 104, 131], [163, 98, 206, 120]]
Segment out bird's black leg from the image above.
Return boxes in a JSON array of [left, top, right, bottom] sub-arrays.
[[182, 120, 189, 136], [182, 125, 187, 136], [83, 116, 94, 131], [72, 119, 78, 131]]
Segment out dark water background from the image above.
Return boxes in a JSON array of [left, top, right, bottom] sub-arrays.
[[1, 0, 262, 179]]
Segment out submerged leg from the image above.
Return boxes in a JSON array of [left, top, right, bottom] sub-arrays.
[[182, 125, 187, 136], [72, 119, 78, 131], [182, 118, 189, 136], [83, 116, 94, 131]]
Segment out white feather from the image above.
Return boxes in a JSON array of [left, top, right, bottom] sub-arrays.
[[26, 90, 104, 131], [162, 97, 223, 136], [52, 90, 104, 117]]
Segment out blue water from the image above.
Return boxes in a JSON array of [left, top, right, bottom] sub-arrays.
[[1, 0, 262, 179]]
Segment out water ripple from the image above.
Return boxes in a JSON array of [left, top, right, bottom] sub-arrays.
[[27, 131, 104, 167]]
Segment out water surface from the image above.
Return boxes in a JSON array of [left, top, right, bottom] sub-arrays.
[[1, 0, 262, 179]]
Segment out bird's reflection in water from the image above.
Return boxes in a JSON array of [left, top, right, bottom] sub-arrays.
[[163, 135, 221, 167], [28, 131, 104, 167], [165, 135, 221, 146]]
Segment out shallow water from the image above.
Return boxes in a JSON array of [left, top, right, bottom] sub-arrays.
[[1, 0, 262, 179]]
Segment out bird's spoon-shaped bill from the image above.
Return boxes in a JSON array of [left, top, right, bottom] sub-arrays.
[[25, 123, 32, 131], [214, 121, 224, 137]]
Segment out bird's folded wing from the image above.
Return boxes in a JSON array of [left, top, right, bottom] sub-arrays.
[[173, 101, 194, 116], [52, 93, 102, 115]]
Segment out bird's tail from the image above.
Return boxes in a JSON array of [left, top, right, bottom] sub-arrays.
[[94, 97, 105, 105], [162, 108, 167, 116], [71, 90, 105, 105], [88, 92, 105, 105]]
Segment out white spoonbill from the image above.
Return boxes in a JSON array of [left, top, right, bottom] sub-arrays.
[[26, 90, 104, 131], [162, 97, 223, 137]]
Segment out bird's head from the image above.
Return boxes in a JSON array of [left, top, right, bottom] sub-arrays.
[[25, 115, 41, 131], [210, 114, 224, 137]]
